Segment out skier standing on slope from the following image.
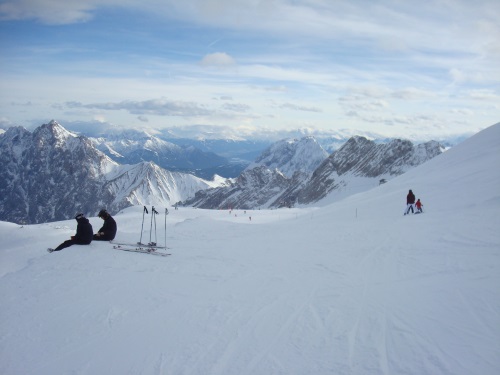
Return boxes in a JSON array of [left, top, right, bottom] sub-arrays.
[[48, 213, 93, 252], [415, 198, 424, 213], [93, 209, 117, 241], [405, 189, 416, 215]]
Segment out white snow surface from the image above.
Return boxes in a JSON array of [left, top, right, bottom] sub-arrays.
[[1, 124, 499, 375]]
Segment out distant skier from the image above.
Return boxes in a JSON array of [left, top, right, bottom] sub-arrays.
[[415, 198, 424, 213], [48, 213, 93, 252], [405, 189, 416, 215], [93, 209, 117, 241]]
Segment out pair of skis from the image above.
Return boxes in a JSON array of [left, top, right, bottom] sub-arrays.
[[112, 243, 171, 257]]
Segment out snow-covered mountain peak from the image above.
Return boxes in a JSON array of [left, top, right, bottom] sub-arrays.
[[0, 125, 30, 142], [0, 126, 32, 161], [29, 120, 88, 155], [36, 120, 77, 145], [247, 136, 328, 178]]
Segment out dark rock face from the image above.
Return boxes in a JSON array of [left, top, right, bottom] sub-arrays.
[[0, 121, 114, 224], [184, 166, 291, 209], [296, 136, 444, 204]]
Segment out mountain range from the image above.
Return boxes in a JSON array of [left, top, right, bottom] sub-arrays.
[[183, 135, 444, 209], [0, 121, 220, 224], [90, 130, 246, 180], [1, 120, 445, 224]]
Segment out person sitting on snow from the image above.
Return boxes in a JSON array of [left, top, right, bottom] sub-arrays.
[[93, 209, 117, 241], [48, 213, 93, 252]]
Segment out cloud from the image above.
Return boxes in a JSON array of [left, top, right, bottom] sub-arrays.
[[0, 117, 16, 129], [449, 68, 489, 85], [391, 88, 435, 100], [339, 94, 390, 113], [59, 119, 119, 136], [280, 103, 322, 113], [450, 108, 474, 116], [200, 52, 236, 67], [0, 0, 97, 24], [466, 89, 500, 101], [221, 103, 250, 113], [65, 99, 213, 117]]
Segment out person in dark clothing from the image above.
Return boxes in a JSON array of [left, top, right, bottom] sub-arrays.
[[93, 209, 117, 241], [48, 213, 93, 252], [405, 189, 416, 215]]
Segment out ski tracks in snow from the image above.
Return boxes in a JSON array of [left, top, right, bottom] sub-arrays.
[[344, 243, 393, 375], [339, 218, 450, 375], [338, 213, 500, 375]]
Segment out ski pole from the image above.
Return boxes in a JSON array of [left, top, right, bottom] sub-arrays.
[[150, 206, 158, 245], [139, 206, 148, 244], [149, 206, 154, 244], [165, 208, 169, 248], [153, 207, 158, 245]]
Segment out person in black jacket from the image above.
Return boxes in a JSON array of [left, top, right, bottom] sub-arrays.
[[48, 213, 93, 252], [404, 189, 416, 215], [93, 209, 117, 241]]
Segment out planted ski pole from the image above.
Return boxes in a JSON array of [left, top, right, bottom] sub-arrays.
[[165, 208, 169, 249], [149, 206, 154, 244], [139, 206, 148, 245], [150, 206, 159, 246], [153, 206, 158, 245]]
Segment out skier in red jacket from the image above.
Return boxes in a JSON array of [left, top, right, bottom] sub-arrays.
[[415, 198, 423, 213]]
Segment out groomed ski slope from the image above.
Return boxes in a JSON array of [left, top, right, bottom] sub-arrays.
[[1, 124, 499, 375]]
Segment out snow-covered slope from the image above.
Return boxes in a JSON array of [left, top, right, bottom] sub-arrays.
[[0, 123, 499, 375]]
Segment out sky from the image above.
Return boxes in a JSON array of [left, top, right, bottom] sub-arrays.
[[0, 0, 499, 140]]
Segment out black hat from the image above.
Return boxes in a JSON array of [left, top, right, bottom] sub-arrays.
[[75, 213, 84, 220], [98, 209, 108, 218]]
